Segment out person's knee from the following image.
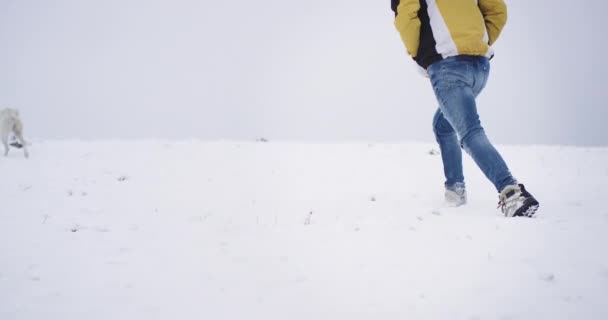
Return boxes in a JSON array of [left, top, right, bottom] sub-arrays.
[[460, 126, 485, 147]]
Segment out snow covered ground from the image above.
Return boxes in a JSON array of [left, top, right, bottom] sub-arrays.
[[1, 140, 607, 320]]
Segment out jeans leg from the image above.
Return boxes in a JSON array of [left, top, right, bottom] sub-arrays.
[[438, 85, 516, 192], [428, 58, 517, 193], [432, 109, 464, 187], [462, 127, 517, 192]]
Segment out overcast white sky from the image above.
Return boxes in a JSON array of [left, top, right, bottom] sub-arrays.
[[0, 0, 606, 145]]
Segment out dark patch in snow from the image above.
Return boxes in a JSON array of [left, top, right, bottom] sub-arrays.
[[10, 139, 23, 148], [416, 216, 424, 221], [540, 273, 556, 283], [370, 196, 376, 202], [68, 190, 88, 197], [428, 149, 440, 155], [256, 137, 269, 142], [30, 276, 41, 282], [431, 210, 442, 216], [70, 225, 80, 232], [117, 175, 129, 182]]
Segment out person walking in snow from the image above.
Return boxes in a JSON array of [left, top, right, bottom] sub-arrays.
[[391, 0, 539, 217]]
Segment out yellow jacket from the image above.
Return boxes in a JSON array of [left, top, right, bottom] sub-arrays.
[[392, 0, 507, 68]]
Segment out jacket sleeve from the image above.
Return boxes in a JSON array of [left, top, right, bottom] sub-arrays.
[[478, 0, 507, 45], [393, 0, 421, 57]]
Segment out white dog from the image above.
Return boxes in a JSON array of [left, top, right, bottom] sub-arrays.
[[0, 108, 29, 158]]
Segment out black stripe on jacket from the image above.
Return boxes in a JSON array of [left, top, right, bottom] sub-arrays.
[[392, 0, 443, 69], [391, 0, 399, 16], [415, 0, 442, 68]]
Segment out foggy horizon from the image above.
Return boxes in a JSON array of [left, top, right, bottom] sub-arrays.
[[1, 0, 606, 146]]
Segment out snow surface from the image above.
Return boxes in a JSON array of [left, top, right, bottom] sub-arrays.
[[1, 140, 608, 320]]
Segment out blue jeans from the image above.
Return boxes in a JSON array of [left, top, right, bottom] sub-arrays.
[[427, 55, 516, 193]]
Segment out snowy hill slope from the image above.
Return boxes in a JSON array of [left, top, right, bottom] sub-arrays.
[[1, 140, 607, 320]]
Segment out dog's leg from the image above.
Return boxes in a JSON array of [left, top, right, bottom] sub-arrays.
[[1, 131, 8, 157], [13, 127, 29, 158]]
